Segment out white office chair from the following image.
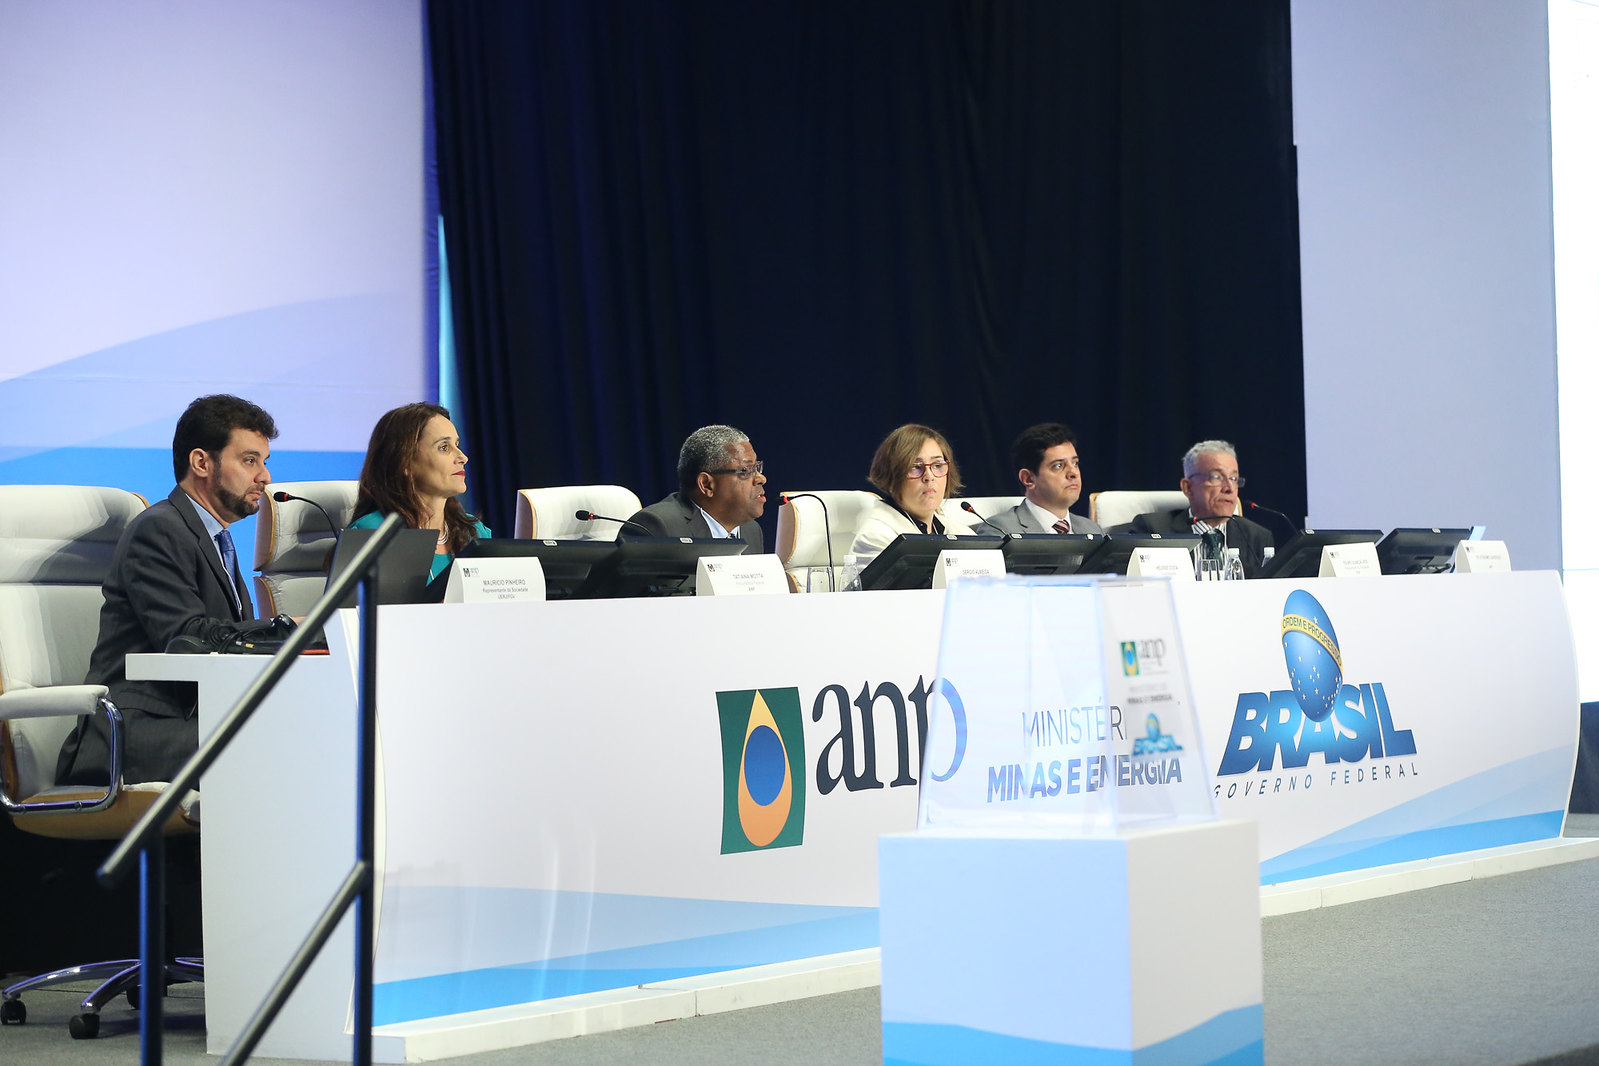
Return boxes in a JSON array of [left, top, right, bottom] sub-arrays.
[[1090, 490, 1190, 531], [942, 495, 1021, 532], [775, 490, 882, 592], [513, 486, 643, 540], [252, 480, 360, 617], [0, 484, 202, 1039]]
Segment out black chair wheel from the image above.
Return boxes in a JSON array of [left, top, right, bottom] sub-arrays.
[[0, 998, 24, 1024], [126, 985, 140, 1010], [68, 1012, 100, 1039]]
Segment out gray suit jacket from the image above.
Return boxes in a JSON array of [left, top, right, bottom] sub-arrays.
[[626, 491, 766, 553], [57, 487, 254, 785], [987, 501, 1104, 537]]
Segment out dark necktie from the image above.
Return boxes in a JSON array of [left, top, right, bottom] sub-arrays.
[[1052, 518, 1072, 534], [215, 528, 241, 616]]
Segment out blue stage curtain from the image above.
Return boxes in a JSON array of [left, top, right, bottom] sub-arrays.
[[427, 0, 1303, 537]]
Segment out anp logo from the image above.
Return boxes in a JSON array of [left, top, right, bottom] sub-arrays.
[[1120, 641, 1139, 676], [1281, 590, 1342, 722], [717, 688, 806, 853]]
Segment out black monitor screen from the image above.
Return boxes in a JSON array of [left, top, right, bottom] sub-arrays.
[[587, 536, 750, 598], [326, 527, 440, 607], [1375, 528, 1472, 575], [999, 533, 1105, 577], [456, 538, 619, 598], [1257, 529, 1384, 580], [1076, 533, 1200, 576], [858, 534, 1005, 591]]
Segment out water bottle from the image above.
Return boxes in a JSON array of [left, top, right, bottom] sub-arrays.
[[840, 553, 864, 592], [1223, 547, 1245, 581]]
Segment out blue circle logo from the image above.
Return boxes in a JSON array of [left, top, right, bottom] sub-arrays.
[[1281, 590, 1343, 723]]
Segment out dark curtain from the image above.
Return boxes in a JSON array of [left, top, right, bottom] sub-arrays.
[[428, 0, 1305, 542]]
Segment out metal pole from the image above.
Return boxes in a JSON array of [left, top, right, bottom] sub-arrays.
[[138, 832, 165, 1066], [353, 567, 377, 1066]]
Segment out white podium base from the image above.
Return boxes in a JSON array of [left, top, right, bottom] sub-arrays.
[[879, 819, 1263, 1065]]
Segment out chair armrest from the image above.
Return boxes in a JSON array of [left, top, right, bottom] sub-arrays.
[[0, 685, 110, 721]]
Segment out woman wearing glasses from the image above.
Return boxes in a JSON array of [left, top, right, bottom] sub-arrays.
[[850, 423, 976, 565], [346, 402, 491, 582]]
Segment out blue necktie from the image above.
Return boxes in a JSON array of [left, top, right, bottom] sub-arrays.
[[215, 528, 241, 616]]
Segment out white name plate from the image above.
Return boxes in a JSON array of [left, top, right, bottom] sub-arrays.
[[1319, 542, 1380, 578], [1456, 539, 1511, 573], [1127, 547, 1194, 579], [932, 549, 1006, 588], [695, 553, 787, 596], [445, 556, 546, 603]]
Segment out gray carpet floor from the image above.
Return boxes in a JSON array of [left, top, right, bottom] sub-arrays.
[[7, 817, 1599, 1065]]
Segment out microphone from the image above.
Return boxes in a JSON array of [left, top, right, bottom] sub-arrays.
[[575, 509, 653, 536], [781, 493, 835, 591], [1244, 499, 1297, 529], [959, 500, 1012, 539], [272, 490, 338, 535]]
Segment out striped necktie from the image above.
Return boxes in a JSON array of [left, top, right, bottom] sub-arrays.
[[215, 528, 242, 616]]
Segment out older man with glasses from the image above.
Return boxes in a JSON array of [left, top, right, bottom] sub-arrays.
[[626, 424, 768, 551], [1121, 439, 1275, 577]]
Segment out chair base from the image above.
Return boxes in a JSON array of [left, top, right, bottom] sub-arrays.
[[1, 956, 203, 1038]]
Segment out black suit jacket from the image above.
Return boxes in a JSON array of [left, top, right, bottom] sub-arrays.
[[626, 491, 766, 553], [1123, 508, 1276, 579], [57, 487, 254, 785]]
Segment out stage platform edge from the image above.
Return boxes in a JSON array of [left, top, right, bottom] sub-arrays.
[[367, 838, 1598, 1062]]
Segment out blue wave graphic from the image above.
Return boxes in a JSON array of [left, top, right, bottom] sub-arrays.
[[883, 1005, 1262, 1065], [372, 901, 876, 1025], [0, 294, 419, 452], [1258, 748, 1572, 882]]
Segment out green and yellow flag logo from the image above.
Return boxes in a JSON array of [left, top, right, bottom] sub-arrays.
[[717, 688, 806, 853]]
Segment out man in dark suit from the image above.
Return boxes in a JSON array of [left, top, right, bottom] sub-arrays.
[[57, 394, 279, 785], [987, 422, 1105, 536], [627, 424, 767, 552], [1122, 439, 1274, 577]]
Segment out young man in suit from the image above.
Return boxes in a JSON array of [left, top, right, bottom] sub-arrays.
[[57, 394, 279, 785], [987, 422, 1105, 536], [626, 424, 767, 552]]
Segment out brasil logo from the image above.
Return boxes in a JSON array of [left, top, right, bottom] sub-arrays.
[[1281, 589, 1342, 722], [717, 688, 806, 853]]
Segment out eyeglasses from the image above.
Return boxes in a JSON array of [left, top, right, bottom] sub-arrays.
[[1198, 472, 1245, 489], [906, 460, 949, 480], [707, 461, 764, 479]]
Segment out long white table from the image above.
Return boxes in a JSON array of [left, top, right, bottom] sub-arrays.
[[129, 570, 1580, 1060]]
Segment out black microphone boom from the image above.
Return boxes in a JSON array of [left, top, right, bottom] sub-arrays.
[[574, 509, 653, 536], [1243, 499, 1300, 542], [781, 493, 835, 591], [272, 490, 339, 537], [959, 500, 1011, 538]]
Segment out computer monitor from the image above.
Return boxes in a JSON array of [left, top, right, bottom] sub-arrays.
[[1075, 532, 1201, 575], [1256, 529, 1383, 580], [455, 538, 619, 598], [998, 533, 1105, 577], [583, 536, 751, 598], [858, 534, 1006, 591], [1375, 527, 1473, 575], [325, 527, 441, 607]]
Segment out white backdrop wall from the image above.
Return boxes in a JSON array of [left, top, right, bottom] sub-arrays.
[[0, 0, 429, 593], [1291, 0, 1560, 572]]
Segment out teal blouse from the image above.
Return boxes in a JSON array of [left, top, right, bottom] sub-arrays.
[[345, 511, 492, 582]]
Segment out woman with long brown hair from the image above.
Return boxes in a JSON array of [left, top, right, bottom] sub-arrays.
[[346, 402, 490, 581]]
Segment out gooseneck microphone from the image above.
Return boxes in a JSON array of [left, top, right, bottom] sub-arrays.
[[575, 509, 653, 536], [781, 493, 835, 591], [959, 501, 1011, 538], [1243, 499, 1298, 530], [272, 490, 339, 535]]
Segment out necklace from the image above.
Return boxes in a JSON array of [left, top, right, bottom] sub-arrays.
[[435, 528, 447, 548]]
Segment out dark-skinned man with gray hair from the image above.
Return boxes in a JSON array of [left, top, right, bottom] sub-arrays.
[[626, 424, 768, 551]]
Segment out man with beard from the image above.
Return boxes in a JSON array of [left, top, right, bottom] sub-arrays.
[[57, 394, 279, 785]]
